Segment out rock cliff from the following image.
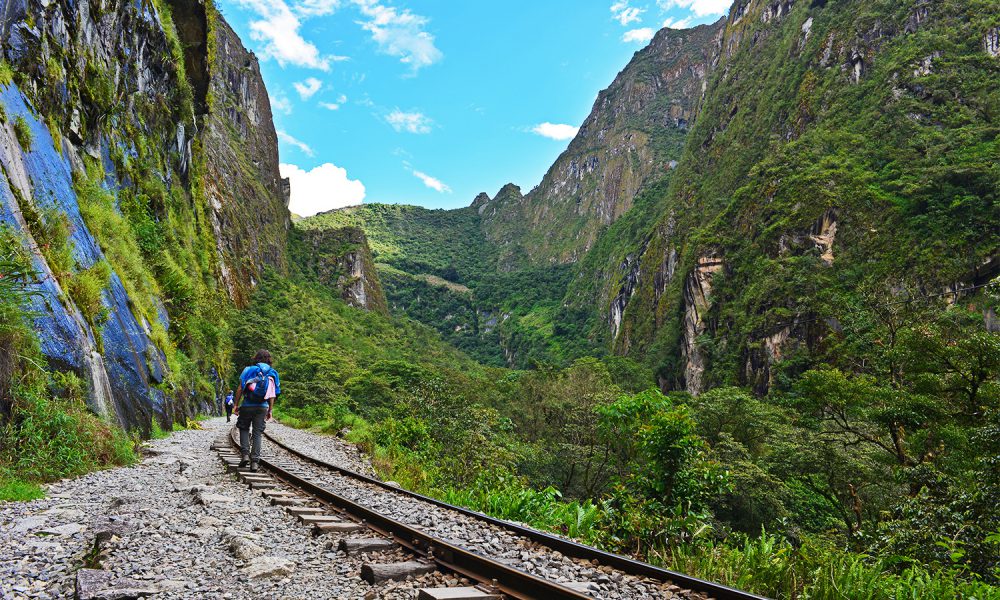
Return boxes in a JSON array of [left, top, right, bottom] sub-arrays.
[[202, 10, 288, 307], [295, 226, 388, 314], [0, 0, 288, 429]]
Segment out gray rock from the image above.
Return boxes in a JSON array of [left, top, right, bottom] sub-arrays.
[[243, 557, 295, 579], [38, 523, 86, 536], [230, 537, 265, 560], [195, 492, 235, 505], [12, 516, 48, 533], [75, 569, 158, 600]]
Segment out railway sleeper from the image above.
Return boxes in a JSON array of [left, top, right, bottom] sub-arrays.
[[270, 496, 307, 507], [314, 522, 367, 534], [285, 506, 324, 516], [416, 586, 503, 600], [337, 537, 399, 555], [361, 560, 436, 583]]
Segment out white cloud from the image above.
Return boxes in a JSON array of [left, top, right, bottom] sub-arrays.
[[277, 130, 315, 156], [408, 168, 451, 193], [623, 27, 655, 43], [662, 16, 694, 29], [281, 162, 366, 216], [385, 109, 432, 134], [610, 1, 644, 26], [295, 0, 340, 17], [531, 122, 579, 141], [293, 77, 323, 99], [236, 0, 339, 70], [657, 0, 730, 17], [353, 0, 442, 71], [270, 91, 293, 114], [318, 93, 348, 110]]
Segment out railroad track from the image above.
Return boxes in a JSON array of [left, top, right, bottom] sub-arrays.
[[216, 428, 767, 600]]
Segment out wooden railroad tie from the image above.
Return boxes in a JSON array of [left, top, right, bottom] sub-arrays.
[[361, 560, 435, 583]]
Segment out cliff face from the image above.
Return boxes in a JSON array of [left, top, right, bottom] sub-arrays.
[[0, 0, 288, 429], [202, 12, 288, 307], [610, 0, 999, 393], [295, 226, 388, 314], [479, 21, 725, 269]]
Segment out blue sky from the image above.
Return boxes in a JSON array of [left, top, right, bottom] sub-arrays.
[[215, 0, 731, 214]]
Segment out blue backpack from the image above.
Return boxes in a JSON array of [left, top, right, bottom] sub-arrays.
[[244, 364, 277, 402]]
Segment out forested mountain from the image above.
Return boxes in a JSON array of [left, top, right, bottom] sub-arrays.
[[309, 0, 999, 389], [294, 1, 999, 595], [1, 0, 998, 597]]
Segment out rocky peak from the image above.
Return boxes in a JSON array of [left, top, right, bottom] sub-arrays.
[[479, 19, 726, 269], [470, 192, 491, 214]]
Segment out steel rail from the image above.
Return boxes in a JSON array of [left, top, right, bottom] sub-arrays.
[[261, 429, 769, 600], [230, 428, 594, 600]]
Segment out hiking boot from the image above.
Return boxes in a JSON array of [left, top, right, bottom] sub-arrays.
[[250, 461, 259, 472], [238, 455, 249, 468]]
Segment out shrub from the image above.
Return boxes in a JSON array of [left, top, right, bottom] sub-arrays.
[[13, 115, 32, 151], [0, 60, 13, 86], [67, 261, 111, 327]]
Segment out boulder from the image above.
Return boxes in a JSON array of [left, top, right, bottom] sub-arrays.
[[243, 556, 295, 579], [75, 569, 158, 600]]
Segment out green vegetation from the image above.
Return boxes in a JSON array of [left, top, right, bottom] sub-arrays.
[[12, 115, 32, 150], [0, 478, 45, 502], [0, 229, 137, 500], [301, 205, 583, 366], [67, 261, 111, 328], [301, 204, 494, 285], [275, 323, 999, 597], [280, 6, 1000, 592], [0, 59, 13, 87]]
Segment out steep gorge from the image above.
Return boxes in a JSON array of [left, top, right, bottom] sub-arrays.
[[308, 0, 998, 393]]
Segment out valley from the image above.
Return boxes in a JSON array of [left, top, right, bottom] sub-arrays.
[[0, 0, 998, 598]]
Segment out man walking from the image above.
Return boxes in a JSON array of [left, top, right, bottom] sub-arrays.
[[233, 349, 280, 472], [223, 389, 234, 422]]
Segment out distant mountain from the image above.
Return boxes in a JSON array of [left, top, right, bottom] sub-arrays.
[[478, 21, 725, 270], [302, 0, 998, 389]]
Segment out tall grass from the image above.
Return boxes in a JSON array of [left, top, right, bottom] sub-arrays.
[[279, 401, 999, 599], [655, 534, 1000, 600], [0, 59, 14, 86], [13, 115, 32, 150]]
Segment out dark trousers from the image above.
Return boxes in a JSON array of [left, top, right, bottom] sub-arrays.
[[236, 405, 268, 461], [224, 404, 232, 421]]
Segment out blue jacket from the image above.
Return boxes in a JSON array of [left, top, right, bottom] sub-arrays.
[[239, 363, 281, 407]]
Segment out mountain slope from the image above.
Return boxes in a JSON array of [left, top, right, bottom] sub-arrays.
[[302, 23, 729, 364], [610, 0, 999, 392]]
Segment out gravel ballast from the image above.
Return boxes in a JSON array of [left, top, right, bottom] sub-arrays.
[[0, 418, 456, 600]]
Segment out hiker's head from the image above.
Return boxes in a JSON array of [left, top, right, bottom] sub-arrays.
[[252, 349, 273, 365]]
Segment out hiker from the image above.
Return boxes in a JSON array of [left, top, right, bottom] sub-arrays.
[[223, 390, 234, 422], [233, 349, 280, 472]]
